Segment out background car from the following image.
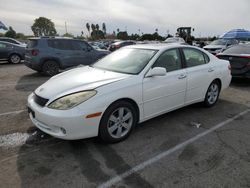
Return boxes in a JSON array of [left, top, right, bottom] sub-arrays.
[[163, 37, 186, 44], [88, 41, 107, 50], [24, 37, 110, 76], [27, 44, 231, 143], [203, 38, 238, 55], [0, 37, 26, 47], [108, 40, 136, 51], [217, 44, 250, 79], [0, 41, 25, 64]]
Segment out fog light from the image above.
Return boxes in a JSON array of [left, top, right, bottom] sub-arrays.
[[60, 127, 66, 134]]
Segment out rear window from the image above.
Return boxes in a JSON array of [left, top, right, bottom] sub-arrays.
[[27, 40, 38, 48], [223, 45, 250, 55]]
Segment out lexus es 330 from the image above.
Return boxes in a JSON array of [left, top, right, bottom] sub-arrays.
[[27, 44, 231, 143]]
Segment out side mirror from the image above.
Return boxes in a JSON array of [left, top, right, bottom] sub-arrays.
[[146, 67, 166, 77]]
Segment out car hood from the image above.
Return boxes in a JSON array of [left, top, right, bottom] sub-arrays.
[[203, 44, 225, 49], [35, 66, 130, 99]]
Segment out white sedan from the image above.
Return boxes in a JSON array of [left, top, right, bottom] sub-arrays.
[[27, 44, 231, 143]]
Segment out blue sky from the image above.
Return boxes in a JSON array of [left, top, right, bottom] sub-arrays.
[[0, 0, 249, 37]]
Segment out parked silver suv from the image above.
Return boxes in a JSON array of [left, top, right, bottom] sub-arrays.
[[25, 37, 110, 76]]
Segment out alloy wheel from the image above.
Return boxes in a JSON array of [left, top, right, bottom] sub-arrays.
[[107, 107, 133, 139]]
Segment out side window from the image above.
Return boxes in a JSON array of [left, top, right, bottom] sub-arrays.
[[183, 48, 207, 67], [48, 40, 74, 50], [0, 43, 7, 48], [152, 49, 182, 72], [77, 41, 88, 51]]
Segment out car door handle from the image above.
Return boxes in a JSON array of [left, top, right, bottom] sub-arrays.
[[208, 68, 214, 72], [178, 74, 187, 79]]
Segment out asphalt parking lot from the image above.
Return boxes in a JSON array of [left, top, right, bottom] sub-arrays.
[[0, 63, 250, 188]]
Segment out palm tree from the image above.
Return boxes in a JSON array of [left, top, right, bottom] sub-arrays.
[[96, 24, 99, 31], [86, 23, 90, 37], [91, 24, 96, 32], [102, 23, 106, 35], [117, 28, 120, 33]]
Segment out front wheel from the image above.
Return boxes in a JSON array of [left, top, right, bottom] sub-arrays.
[[204, 81, 221, 107], [99, 101, 137, 143], [9, 54, 21, 64]]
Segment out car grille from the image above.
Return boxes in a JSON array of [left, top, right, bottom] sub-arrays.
[[34, 94, 49, 107]]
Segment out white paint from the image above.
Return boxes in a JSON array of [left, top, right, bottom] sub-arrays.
[[98, 109, 250, 188], [0, 132, 31, 148], [0, 110, 25, 116]]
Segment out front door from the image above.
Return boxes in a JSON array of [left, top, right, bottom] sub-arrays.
[[143, 48, 187, 119]]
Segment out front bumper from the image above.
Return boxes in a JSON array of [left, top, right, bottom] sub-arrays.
[[27, 93, 102, 140]]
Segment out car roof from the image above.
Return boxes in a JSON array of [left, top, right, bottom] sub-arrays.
[[125, 43, 191, 50], [0, 41, 16, 46]]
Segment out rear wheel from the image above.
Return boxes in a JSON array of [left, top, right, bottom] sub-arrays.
[[99, 101, 137, 143], [204, 80, 221, 107], [9, 54, 21, 64], [42, 60, 59, 76]]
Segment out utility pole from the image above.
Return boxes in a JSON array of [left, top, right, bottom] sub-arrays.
[[65, 21, 68, 34]]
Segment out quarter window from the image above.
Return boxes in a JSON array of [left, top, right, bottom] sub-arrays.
[[153, 49, 182, 72], [183, 48, 208, 67]]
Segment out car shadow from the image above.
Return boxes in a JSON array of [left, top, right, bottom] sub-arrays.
[[15, 73, 49, 92], [14, 99, 248, 187], [231, 78, 250, 87]]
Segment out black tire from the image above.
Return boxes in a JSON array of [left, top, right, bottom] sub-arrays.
[[204, 80, 221, 107], [8, 54, 21, 64], [99, 101, 137, 143], [42, 60, 59, 76]]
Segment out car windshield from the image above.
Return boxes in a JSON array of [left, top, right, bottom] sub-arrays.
[[210, 39, 228, 45], [92, 48, 157, 74]]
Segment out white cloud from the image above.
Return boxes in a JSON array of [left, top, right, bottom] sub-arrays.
[[0, 0, 249, 37]]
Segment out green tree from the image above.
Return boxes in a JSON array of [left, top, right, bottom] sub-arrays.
[[31, 17, 57, 36], [102, 23, 106, 35], [117, 28, 120, 33], [96, 24, 99, 31], [91, 24, 96, 32], [5, 26, 16, 38], [86, 23, 90, 36], [62, 33, 74, 38], [91, 30, 105, 40], [16, 33, 25, 39], [117, 31, 128, 40]]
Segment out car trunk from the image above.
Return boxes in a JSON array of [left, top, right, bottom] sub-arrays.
[[218, 54, 250, 75]]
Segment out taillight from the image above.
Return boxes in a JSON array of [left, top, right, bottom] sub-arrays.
[[115, 45, 120, 48], [31, 49, 39, 56]]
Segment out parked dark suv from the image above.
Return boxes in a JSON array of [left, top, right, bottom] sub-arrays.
[[25, 37, 110, 76]]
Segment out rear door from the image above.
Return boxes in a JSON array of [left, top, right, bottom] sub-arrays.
[[0, 42, 11, 59], [143, 48, 187, 119], [181, 48, 214, 104]]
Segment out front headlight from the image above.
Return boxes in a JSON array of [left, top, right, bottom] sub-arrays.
[[48, 90, 97, 110]]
